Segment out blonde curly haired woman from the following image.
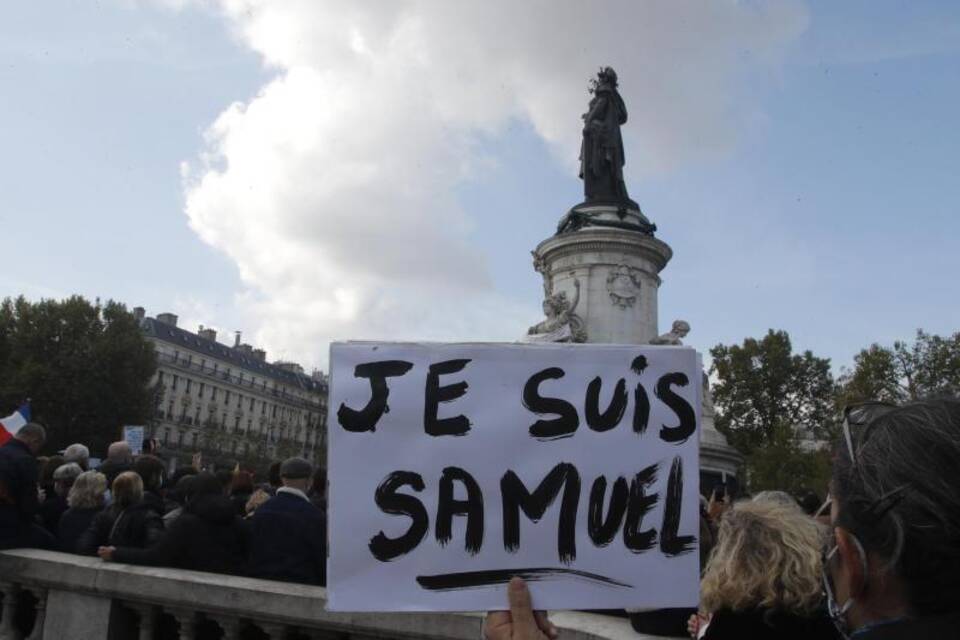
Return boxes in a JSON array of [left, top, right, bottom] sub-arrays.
[[689, 500, 839, 639]]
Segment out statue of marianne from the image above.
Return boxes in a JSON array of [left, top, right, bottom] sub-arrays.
[[579, 67, 632, 205]]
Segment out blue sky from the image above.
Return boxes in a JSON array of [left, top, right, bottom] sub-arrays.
[[1, 1, 958, 372]]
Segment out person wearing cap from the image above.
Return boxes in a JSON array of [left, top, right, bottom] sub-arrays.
[[248, 457, 327, 585], [38, 462, 83, 535]]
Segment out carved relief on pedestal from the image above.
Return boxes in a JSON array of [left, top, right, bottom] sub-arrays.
[[606, 264, 642, 309]]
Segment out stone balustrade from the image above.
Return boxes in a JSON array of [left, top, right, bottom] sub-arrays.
[[0, 550, 642, 640]]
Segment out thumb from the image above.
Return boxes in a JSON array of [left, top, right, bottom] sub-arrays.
[[508, 577, 539, 634]]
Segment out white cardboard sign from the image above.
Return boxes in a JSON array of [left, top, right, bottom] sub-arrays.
[[327, 342, 701, 612], [122, 425, 145, 456]]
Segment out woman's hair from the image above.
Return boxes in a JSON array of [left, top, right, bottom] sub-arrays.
[[245, 488, 271, 516], [752, 490, 800, 510], [700, 500, 825, 615], [112, 471, 144, 509], [133, 455, 165, 492], [67, 471, 107, 509], [832, 397, 960, 616], [231, 470, 254, 495], [40, 455, 64, 486]]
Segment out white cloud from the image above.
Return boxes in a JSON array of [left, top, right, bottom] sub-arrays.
[[180, 0, 809, 368]]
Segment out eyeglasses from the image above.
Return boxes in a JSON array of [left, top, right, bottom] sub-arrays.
[[841, 401, 897, 469]]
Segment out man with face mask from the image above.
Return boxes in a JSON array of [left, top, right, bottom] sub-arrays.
[[824, 398, 960, 639]]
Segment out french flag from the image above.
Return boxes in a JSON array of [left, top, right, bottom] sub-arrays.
[[0, 403, 31, 446]]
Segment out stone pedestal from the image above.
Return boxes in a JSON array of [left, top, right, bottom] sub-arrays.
[[531, 207, 742, 491], [533, 227, 672, 344]]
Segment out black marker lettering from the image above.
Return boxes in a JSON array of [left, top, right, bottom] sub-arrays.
[[656, 372, 696, 443], [338, 360, 414, 432], [585, 376, 628, 432], [501, 463, 581, 563], [436, 466, 484, 555], [368, 470, 429, 561], [587, 476, 628, 547], [523, 367, 579, 440], [424, 359, 472, 436], [623, 463, 659, 553], [660, 456, 696, 556]]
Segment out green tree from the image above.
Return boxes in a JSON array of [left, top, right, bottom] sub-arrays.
[[710, 329, 836, 455], [744, 422, 832, 496], [0, 295, 157, 454], [840, 329, 960, 404]]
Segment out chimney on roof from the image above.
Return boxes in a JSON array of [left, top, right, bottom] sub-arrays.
[[198, 326, 218, 342], [156, 313, 178, 327], [133, 307, 145, 322], [234, 331, 242, 348], [253, 348, 267, 362]]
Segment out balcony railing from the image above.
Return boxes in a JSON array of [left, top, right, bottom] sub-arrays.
[[0, 550, 638, 640]]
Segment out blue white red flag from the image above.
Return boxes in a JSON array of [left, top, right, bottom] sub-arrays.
[[0, 403, 31, 446]]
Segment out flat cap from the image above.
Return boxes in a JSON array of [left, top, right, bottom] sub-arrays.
[[280, 457, 313, 479]]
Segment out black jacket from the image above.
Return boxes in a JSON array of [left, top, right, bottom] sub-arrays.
[[0, 439, 39, 523], [38, 493, 68, 535], [57, 506, 100, 553], [78, 501, 164, 554], [703, 608, 840, 640], [248, 490, 326, 585], [112, 494, 248, 575], [855, 612, 960, 639]]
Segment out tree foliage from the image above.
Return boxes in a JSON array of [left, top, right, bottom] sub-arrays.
[[710, 329, 836, 456], [0, 296, 158, 455], [744, 422, 832, 497], [840, 330, 960, 404]]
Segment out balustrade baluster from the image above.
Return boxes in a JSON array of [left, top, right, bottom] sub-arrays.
[[0, 582, 21, 640], [169, 608, 197, 640], [127, 602, 159, 640], [24, 588, 46, 640], [259, 621, 288, 640], [208, 615, 242, 640]]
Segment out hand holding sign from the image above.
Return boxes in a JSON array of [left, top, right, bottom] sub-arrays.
[[327, 342, 702, 612], [483, 578, 558, 640]]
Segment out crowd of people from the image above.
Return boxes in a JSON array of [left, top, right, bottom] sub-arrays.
[[0, 429, 326, 586], [3, 397, 960, 640]]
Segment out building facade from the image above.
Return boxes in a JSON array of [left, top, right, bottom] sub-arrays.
[[136, 309, 328, 470]]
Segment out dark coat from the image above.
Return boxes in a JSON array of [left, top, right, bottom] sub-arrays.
[[0, 439, 40, 523], [77, 501, 164, 554], [856, 612, 960, 639], [37, 493, 68, 535], [248, 490, 326, 585], [702, 607, 840, 640], [112, 494, 248, 575], [57, 506, 100, 553]]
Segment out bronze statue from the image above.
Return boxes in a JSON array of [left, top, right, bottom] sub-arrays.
[[556, 67, 654, 236], [579, 67, 633, 206]]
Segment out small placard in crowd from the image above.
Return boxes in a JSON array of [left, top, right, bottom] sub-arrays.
[[122, 425, 145, 456], [327, 342, 702, 612]]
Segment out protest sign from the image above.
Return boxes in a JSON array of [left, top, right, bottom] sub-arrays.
[[327, 342, 701, 612], [122, 425, 145, 456]]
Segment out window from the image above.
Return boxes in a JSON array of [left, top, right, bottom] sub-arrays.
[[163, 428, 170, 444], [224, 391, 231, 405], [236, 393, 242, 408], [194, 406, 201, 424], [234, 415, 241, 431], [249, 397, 254, 411], [177, 431, 184, 447], [158, 371, 165, 384], [261, 402, 266, 416], [213, 363, 219, 373], [201, 359, 206, 370], [185, 379, 192, 394], [272, 405, 278, 418], [172, 375, 179, 391], [199, 382, 205, 398], [186, 432, 194, 447], [246, 418, 252, 433], [221, 412, 227, 428], [211, 387, 217, 402]]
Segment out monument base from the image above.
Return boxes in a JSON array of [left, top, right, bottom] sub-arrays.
[[533, 226, 672, 345]]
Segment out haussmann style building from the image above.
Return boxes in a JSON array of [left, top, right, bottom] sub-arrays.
[[135, 308, 328, 471]]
